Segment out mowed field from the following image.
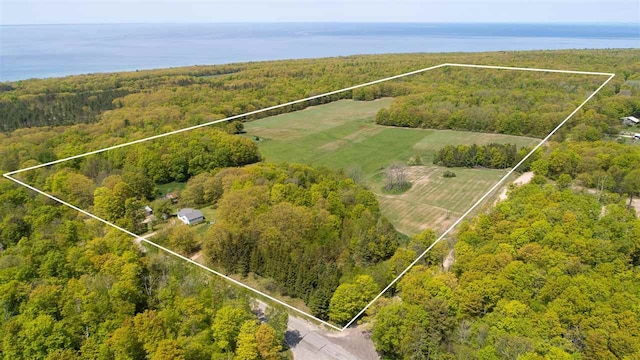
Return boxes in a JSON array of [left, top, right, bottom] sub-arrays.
[[374, 167, 514, 236], [244, 99, 539, 235]]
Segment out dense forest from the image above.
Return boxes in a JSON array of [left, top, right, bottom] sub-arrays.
[[373, 63, 640, 139], [532, 141, 640, 201], [0, 87, 130, 132], [372, 180, 640, 359], [2, 50, 640, 174], [0, 67, 239, 132], [177, 163, 400, 322], [1, 49, 640, 359], [0, 181, 289, 359]]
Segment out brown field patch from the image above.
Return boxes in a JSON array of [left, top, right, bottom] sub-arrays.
[[373, 165, 508, 236]]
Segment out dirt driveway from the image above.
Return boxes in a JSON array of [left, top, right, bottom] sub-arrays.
[[497, 171, 534, 202]]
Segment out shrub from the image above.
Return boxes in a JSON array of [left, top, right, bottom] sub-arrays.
[[407, 153, 423, 166]]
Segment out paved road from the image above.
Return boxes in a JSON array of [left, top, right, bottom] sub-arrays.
[[256, 301, 379, 360], [140, 231, 379, 359]]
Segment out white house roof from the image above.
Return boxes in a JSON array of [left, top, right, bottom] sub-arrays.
[[621, 116, 640, 123], [177, 208, 204, 222]]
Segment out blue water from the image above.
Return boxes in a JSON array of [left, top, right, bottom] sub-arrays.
[[1, 23, 638, 81]]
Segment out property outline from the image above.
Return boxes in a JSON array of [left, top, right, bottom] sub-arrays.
[[3, 63, 615, 332]]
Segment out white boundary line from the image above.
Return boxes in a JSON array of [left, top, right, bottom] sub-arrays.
[[340, 70, 615, 330], [2, 63, 615, 332], [2, 63, 613, 176], [0, 174, 344, 331]]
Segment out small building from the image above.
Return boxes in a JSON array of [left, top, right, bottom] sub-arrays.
[[166, 192, 179, 204], [177, 208, 204, 225], [144, 205, 153, 216], [621, 116, 640, 126], [634, 133, 640, 140]]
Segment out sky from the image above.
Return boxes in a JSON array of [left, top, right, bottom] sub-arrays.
[[1, 0, 639, 25]]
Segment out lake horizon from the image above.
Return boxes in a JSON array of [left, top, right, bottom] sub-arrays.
[[1, 22, 638, 81]]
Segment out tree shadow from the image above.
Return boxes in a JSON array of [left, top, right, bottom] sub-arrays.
[[285, 329, 303, 348]]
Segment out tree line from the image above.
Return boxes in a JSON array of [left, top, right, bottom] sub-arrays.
[[433, 143, 524, 169]]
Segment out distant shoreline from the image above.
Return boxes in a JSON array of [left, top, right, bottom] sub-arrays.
[[2, 23, 638, 81], [3, 21, 639, 26]]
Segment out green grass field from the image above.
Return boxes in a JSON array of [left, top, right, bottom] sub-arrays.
[[156, 181, 187, 196], [245, 99, 539, 235]]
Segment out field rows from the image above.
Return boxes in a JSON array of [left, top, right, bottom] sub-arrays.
[[244, 99, 538, 235]]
